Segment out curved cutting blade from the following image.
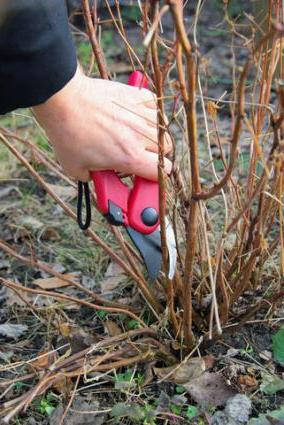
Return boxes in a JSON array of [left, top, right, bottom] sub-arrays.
[[126, 226, 162, 280], [165, 218, 177, 280]]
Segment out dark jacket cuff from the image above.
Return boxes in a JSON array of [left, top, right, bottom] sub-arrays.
[[0, 0, 77, 114]]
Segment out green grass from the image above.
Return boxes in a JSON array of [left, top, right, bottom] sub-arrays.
[[77, 41, 94, 71], [0, 106, 112, 283], [34, 393, 58, 417]]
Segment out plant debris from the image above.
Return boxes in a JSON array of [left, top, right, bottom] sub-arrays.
[[0, 1, 283, 424], [184, 372, 236, 407], [0, 323, 28, 339]]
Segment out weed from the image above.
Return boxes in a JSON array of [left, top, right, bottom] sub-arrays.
[[175, 385, 186, 394], [114, 369, 144, 390], [127, 319, 140, 330], [77, 42, 93, 68], [35, 393, 58, 417], [96, 309, 108, 321], [186, 405, 199, 420], [240, 345, 254, 356]]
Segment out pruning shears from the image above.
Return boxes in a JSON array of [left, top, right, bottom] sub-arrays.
[[77, 71, 177, 280]]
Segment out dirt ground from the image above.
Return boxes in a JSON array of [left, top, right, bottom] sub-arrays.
[[0, 1, 283, 424]]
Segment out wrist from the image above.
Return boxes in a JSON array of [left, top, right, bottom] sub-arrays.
[[32, 64, 84, 120]]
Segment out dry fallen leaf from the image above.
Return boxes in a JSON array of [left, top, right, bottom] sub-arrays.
[[50, 396, 106, 425], [52, 376, 73, 395], [100, 262, 125, 294], [184, 372, 236, 407], [3, 286, 35, 307], [30, 350, 56, 370], [238, 374, 258, 391], [33, 272, 80, 290], [39, 227, 60, 241], [68, 328, 98, 354], [154, 357, 207, 384], [104, 320, 122, 337], [0, 323, 28, 340]]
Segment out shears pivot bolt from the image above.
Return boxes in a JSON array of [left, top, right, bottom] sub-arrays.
[[141, 207, 159, 227]]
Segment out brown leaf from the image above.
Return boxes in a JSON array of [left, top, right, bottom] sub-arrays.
[[40, 227, 60, 241], [184, 372, 236, 407], [237, 374, 258, 390], [207, 101, 220, 119], [68, 328, 98, 354], [30, 350, 56, 370], [104, 320, 122, 337], [3, 286, 33, 307], [154, 357, 206, 384], [33, 272, 80, 290], [100, 262, 125, 294], [52, 376, 73, 395], [50, 396, 105, 425]]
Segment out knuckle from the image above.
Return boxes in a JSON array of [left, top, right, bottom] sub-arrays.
[[118, 149, 139, 173], [142, 89, 157, 103]]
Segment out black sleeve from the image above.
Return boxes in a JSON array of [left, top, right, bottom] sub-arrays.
[[0, 0, 77, 114]]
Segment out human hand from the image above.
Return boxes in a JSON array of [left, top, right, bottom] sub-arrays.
[[32, 65, 172, 182]]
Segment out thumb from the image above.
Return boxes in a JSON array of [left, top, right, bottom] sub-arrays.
[[129, 150, 172, 181]]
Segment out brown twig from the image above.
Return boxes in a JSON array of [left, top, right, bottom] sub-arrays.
[[0, 239, 126, 310], [0, 132, 163, 314], [0, 278, 146, 326], [82, 0, 109, 79]]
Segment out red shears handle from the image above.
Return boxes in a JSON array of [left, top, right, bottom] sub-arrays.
[[91, 71, 160, 235]]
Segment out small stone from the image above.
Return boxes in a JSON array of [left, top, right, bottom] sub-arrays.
[[211, 411, 238, 425], [259, 350, 272, 361], [226, 348, 239, 357], [225, 394, 252, 423]]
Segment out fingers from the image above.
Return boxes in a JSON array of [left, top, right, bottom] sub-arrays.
[[139, 89, 157, 109], [133, 124, 173, 155], [125, 110, 172, 154], [114, 82, 157, 110], [127, 150, 172, 181], [63, 165, 90, 182], [112, 83, 173, 155], [134, 108, 173, 154], [143, 134, 172, 155]]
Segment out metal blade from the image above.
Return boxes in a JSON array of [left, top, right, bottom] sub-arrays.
[[165, 218, 177, 279], [126, 227, 162, 280]]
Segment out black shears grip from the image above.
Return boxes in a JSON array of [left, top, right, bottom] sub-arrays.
[[77, 181, 91, 230]]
